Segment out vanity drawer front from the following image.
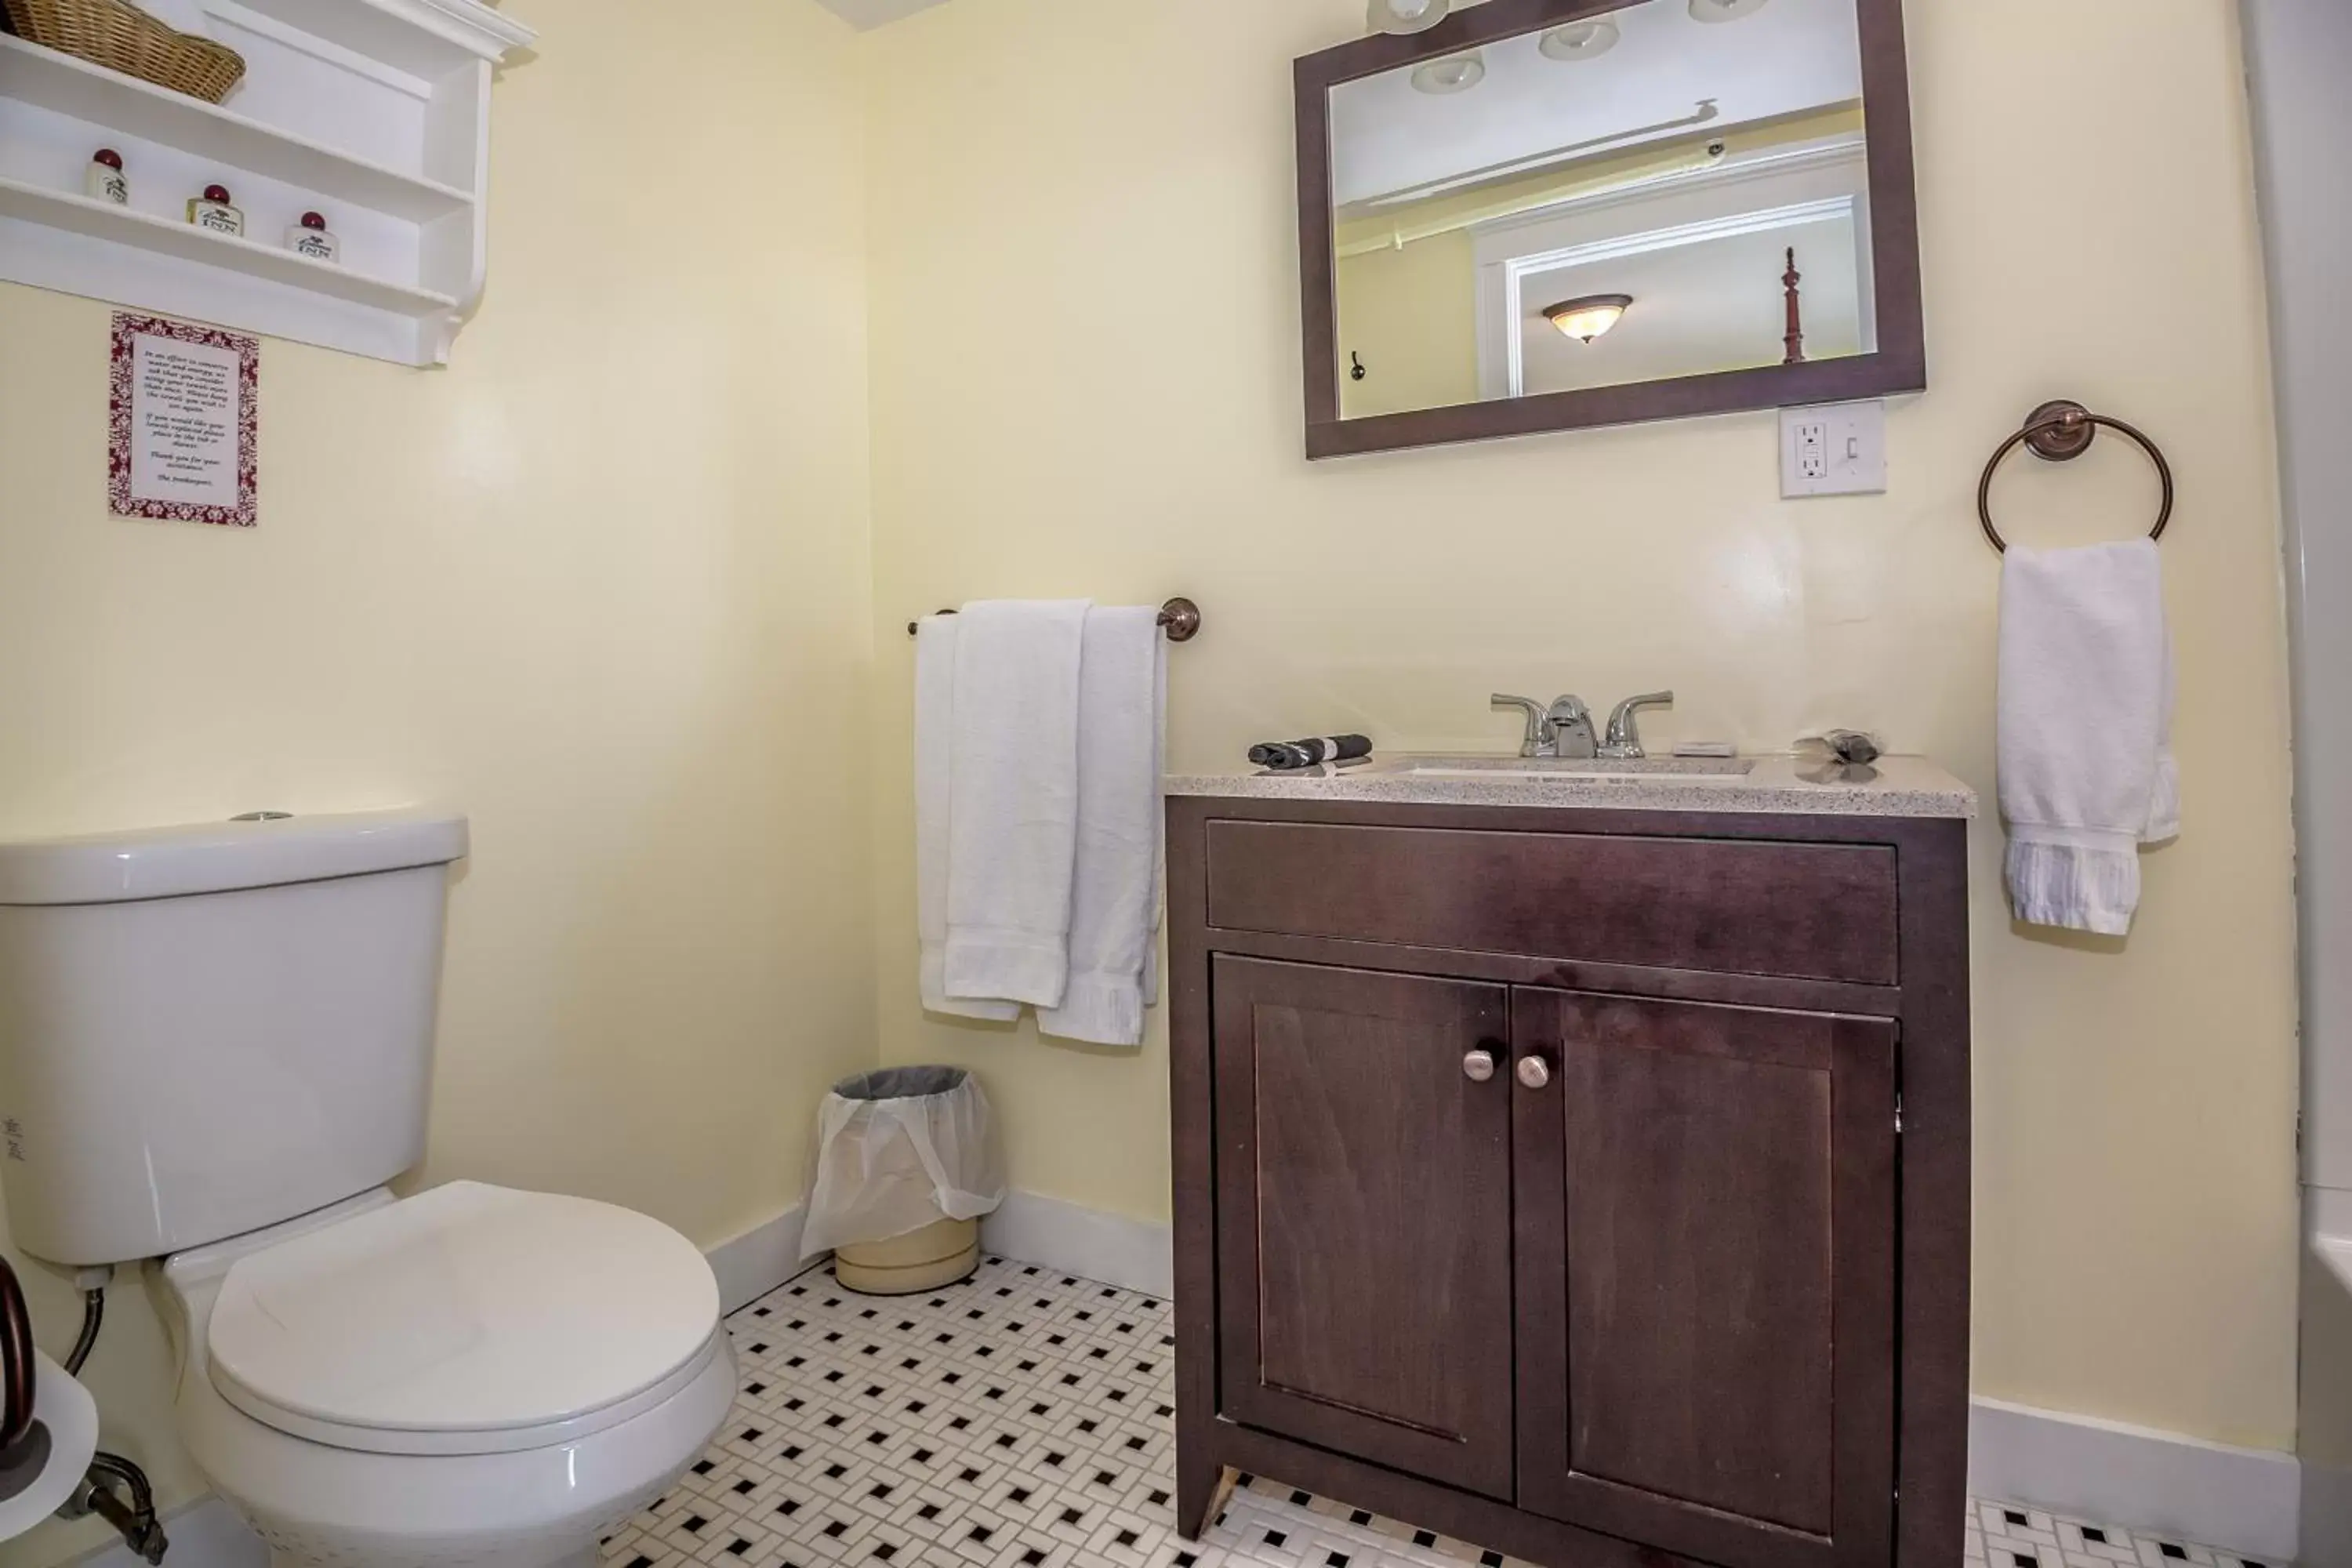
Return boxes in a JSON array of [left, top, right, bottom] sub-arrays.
[[1203, 821, 1899, 985]]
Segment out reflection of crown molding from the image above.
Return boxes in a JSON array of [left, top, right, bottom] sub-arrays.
[[1500, 194, 1857, 397], [1508, 194, 1853, 276], [1471, 134, 1864, 242], [1363, 99, 1722, 210]]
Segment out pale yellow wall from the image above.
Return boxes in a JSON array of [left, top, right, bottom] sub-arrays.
[[863, 0, 2300, 1453], [1335, 230, 1477, 417], [0, 0, 874, 1561]]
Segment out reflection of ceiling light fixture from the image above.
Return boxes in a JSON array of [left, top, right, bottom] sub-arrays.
[[1367, 0, 1449, 34], [1540, 20, 1621, 60], [1410, 53, 1485, 95], [1544, 294, 1634, 343], [1690, 0, 1770, 20]]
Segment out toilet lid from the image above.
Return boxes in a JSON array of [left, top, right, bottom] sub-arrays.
[[208, 1181, 722, 1456]]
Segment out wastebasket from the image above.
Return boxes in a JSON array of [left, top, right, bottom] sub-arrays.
[[800, 1067, 1005, 1295]]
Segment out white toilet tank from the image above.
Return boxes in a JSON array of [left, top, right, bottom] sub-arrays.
[[0, 810, 469, 1266]]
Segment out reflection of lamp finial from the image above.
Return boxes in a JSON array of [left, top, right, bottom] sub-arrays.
[[1782, 248, 1806, 365]]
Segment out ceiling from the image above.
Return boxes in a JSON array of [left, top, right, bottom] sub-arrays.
[[811, 0, 955, 29], [1330, 0, 1864, 209]]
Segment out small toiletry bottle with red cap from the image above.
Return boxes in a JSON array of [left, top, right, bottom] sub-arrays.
[[187, 183, 242, 236], [86, 149, 128, 205], [285, 210, 339, 263]]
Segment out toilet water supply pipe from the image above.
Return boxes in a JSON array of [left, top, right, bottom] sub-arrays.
[[52, 1277, 169, 1563], [78, 1453, 165, 1565], [62, 1287, 100, 1378]]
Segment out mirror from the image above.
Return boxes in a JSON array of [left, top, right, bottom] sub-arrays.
[[1298, 0, 1922, 458]]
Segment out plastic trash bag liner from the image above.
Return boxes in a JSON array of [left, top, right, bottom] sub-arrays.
[[800, 1067, 1006, 1258]]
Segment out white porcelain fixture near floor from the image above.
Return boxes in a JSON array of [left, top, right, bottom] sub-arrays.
[[0, 811, 735, 1568]]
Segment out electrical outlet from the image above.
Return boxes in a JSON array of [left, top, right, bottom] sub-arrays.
[[1780, 401, 1887, 497], [1794, 419, 1830, 481]]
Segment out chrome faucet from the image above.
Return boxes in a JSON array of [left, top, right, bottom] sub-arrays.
[[1599, 691, 1675, 760], [1491, 694, 1599, 760]]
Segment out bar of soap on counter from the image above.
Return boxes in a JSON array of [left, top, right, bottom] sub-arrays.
[[1672, 741, 1738, 758]]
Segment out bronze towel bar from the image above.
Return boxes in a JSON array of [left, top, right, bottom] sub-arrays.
[[908, 597, 1201, 641]]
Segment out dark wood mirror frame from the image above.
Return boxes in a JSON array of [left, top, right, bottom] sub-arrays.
[[1298, 0, 1924, 459]]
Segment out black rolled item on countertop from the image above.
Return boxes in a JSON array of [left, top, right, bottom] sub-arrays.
[[1248, 735, 1372, 771]]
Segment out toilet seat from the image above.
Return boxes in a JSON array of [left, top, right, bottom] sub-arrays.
[[206, 1181, 721, 1457]]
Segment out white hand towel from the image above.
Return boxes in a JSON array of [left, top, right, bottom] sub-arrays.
[[915, 616, 1019, 1021], [1998, 539, 2180, 935], [1143, 632, 1167, 1011], [1039, 608, 1166, 1047], [943, 599, 1091, 1007]]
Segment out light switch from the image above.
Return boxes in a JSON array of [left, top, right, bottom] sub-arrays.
[[1780, 400, 1887, 497]]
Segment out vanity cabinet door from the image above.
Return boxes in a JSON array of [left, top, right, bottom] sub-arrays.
[[1213, 956, 1515, 1500], [1511, 989, 1898, 1568]]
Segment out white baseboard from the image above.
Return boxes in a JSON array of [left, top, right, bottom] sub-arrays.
[[707, 1201, 823, 1316], [981, 1190, 1173, 1298], [1969, 1396, 2300, 1563]]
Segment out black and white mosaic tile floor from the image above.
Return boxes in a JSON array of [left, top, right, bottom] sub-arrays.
[[600, 1257, 2289, 1568]]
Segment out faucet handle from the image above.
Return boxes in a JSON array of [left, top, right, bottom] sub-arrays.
[[1491, 694, 1549, 758], [1602, 691, 1675, 757]]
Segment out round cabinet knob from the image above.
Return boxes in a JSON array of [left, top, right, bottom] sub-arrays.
[[1462, 1049, 1497, 1083], [1516, 1055, 1553, 1091]]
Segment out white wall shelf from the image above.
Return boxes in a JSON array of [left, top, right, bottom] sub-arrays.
[[0, 0, 532, 366], [0, 176, 458, 312], [0, 35, 474, 221]]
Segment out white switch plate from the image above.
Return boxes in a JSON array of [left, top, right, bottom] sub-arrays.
[[1780, 400, 1887, 497]]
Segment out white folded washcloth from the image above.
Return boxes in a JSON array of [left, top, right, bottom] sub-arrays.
[[943, 599, 1091, 1007], [1998, 539, 2180, 935], [914, 615, 1019, 1022], [1039, 607, 1166, 1047]]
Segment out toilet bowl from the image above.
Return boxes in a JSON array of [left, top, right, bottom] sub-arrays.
[[154, 1182, 736, 1568], [0, 810, 740, 1567]]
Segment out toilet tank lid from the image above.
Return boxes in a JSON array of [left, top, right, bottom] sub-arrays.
[[0, 809, 468, 906]]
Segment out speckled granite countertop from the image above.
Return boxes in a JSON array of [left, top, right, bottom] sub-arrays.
[[1164, 753, 1978, 818]]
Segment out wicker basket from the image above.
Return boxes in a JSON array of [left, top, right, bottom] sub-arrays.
[[2, 0, 245, 103]]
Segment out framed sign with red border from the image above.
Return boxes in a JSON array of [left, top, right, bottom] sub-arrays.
[[107, 313, 260, 528]]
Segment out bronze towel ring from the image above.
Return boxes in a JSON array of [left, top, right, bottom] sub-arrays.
[[1978, 400, 2174, 554]]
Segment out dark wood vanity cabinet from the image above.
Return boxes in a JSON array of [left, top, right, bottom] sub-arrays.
[[1167, 798, 1970, 1568]]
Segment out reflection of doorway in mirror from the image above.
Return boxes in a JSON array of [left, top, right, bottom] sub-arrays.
[[1475, 138, 1875, 400]]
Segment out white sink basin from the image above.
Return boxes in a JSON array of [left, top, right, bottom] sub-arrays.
[[1406, 757, 1756, 782]]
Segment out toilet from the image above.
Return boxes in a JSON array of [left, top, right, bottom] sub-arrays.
[[0, 811, 735, 1568]]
